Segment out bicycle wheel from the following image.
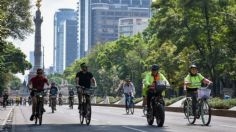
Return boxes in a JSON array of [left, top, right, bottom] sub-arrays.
[[156, 104, 165, 127], [186, 100, 196, 124], [86, 103, 91, 125], [130, 102, 134, 115], [183, 100, 188, 118], [147, 102, 154, 125], [126, 100, 129, 114], [80, 103, 84, 124], [200, 100, 211, 126], [39, 102, 43, 125]]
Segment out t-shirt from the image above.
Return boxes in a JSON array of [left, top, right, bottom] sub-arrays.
[[76, 71, 93, 88], [184, 73, 205, 88], [30, 76, 48, 91], [50, 86, 58, 96]]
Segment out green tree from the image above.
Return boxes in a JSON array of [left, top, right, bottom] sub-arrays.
[[146, 0, 236, 96]]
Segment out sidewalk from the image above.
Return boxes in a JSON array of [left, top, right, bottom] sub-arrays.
[[0, 106, 13, 131]]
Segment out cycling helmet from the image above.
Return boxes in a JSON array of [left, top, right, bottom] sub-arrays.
[[151, 64, 159, 71], [189, 64, 197, 69]]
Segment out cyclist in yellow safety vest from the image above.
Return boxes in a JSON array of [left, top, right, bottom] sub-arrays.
[[184, 64, 212, 117], [143, 64, 170, 114]]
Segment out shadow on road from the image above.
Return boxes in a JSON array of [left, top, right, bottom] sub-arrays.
[[12, 124, 172, 132]]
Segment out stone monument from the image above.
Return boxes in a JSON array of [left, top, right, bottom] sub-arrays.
[[28, 0, 43, 81]]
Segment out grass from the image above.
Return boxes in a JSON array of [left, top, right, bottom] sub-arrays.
[[109, 96, 121, 104], [164, 96, 185, 106], [96, 96, 103, 104], [133, 98, 143, 104], [208, 98, 236, 109]]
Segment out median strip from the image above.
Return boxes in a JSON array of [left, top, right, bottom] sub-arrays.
[[92, 104, 236, 118]]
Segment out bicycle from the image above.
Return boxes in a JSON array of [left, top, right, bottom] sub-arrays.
[[184, 86, 212, 126], [33, 89, 47, 125], [125, 93, 134, 115], [69, 96, 74, 109], [78, 86, 94, 125], [147, 81, 167, 127]]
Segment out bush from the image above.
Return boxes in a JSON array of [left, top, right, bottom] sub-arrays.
[[208, 98, 236, 109], [165, 96, 185, 106], [109, 96, 121, 104], [96, 96, 103, 104], [134, 98, 143, 104]]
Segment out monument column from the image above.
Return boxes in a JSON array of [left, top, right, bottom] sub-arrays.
[[28, 0, 43, 81]]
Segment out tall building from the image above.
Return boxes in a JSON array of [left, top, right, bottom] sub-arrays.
[[53, 9, 77, 73], [77, 0, 151, 57], [118, 17, 149, 37], [63, 20, 78, 68]]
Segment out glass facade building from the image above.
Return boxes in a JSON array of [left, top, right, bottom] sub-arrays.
[[77, 0, 151, 56], [53, 9, 76, 73]]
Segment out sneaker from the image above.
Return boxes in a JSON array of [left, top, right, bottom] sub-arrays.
[[30, 114, 34, 121]]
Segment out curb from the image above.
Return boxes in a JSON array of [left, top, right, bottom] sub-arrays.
[[0, 107, 14, 131], [92, 104, 236, 118]]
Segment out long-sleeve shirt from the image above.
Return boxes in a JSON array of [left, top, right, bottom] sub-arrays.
[[123, 82, 135, 95]]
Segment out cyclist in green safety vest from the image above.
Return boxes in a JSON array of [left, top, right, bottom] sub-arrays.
[[143, 64, 170, 114], [184, 64, 212, 117]]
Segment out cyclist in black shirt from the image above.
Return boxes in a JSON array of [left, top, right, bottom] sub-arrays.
[[76, 63, 97, 110]]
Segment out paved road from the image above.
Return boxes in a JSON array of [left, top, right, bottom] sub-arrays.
[[11, 105, 236, 132]]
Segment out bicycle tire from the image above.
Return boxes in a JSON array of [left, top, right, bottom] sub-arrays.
[[38, 102, 43, 125], [200, 100, 211, 126], [147, 101, 154, 125], [130, 102, 134, 115], [186, 100, 196, 124], [86, 102, 91, 125], [183, 100, 188, 118], [156, 104, 165, 127], [80, 103, 85, 124]]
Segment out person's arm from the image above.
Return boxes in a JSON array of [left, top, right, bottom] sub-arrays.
[[144, 73, 151, 88], [160, 73, 170, 86], [184, 75, 191, 90], [198, 73, 213, 85], [91, 77, 97, 87]]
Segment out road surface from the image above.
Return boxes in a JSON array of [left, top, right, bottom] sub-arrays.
[[11, 105, 236, 132]]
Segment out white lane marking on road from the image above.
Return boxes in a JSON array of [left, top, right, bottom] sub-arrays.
[[220, 125, 236, 129], [122, 126, 147, 132]]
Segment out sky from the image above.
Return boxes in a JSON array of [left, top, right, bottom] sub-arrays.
[[13, 0, 77, 81], [13, 0, 77, 68]]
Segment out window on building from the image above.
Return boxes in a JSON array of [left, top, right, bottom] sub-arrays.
[[91, 0, 99, 3], [132, 0, 141, 6], [110, 0, 120, 4], [142, 0, 150, 7], [121, 0, 130, 5], [101, 0, 109, 3]]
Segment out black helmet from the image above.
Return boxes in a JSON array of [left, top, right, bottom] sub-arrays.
[[189, 64, 197, 69], [151, 64, 159, 71], [36, 68, 43, 75], [80, 63, 87, 68]]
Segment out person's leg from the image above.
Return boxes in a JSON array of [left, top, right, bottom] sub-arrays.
[[190, 92, 197, 117], [30, 96, 37, 121], [78, 92, 82, 110], [124, 93, 128, 108], [147, 90, 153, 113]]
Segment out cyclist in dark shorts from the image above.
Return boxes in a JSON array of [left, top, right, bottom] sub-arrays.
[[76, 63, 97, 110]]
